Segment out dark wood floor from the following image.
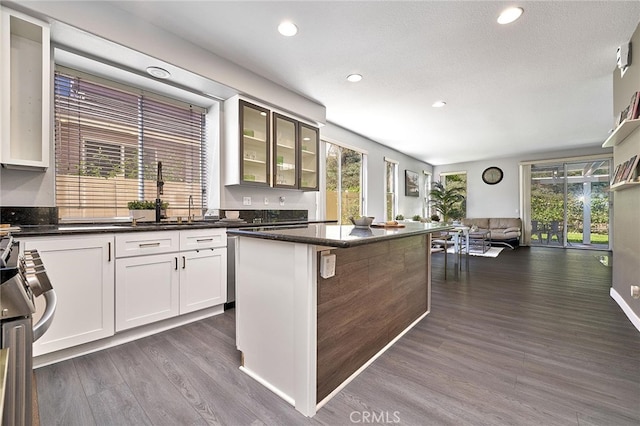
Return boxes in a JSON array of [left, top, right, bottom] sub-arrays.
[[35, 247, 640, 425]]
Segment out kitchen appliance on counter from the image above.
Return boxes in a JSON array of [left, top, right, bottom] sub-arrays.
[[0, 235, 56, 426]]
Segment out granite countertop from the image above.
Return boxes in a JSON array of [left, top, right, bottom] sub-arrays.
[[7, 220, 335, 237], [226, 222, 453, 248]]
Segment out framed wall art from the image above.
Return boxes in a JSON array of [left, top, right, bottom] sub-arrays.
[[405, 170, 419, 197]]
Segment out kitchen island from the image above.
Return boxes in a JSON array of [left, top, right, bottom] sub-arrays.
[[227, 222, 451, 417]]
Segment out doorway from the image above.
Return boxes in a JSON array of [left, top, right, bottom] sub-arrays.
[[529, 159, 611, 250]]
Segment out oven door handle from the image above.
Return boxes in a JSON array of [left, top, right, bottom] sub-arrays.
[[33, 289, 57, 342]]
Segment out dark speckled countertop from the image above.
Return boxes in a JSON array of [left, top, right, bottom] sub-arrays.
[[7, 220, 336, 237], [226, 222, 453, 248]]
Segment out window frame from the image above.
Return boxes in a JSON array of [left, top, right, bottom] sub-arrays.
[[54, 66, 210, 221], [384, 157, 399, 221], [323, 139, 367, 224]]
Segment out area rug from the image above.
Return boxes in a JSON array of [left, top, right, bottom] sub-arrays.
[[447, 247, 504, 258]]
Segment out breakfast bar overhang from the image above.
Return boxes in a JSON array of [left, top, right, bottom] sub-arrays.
[[227, 222, 452, 417]]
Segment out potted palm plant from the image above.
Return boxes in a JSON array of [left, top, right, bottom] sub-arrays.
[[428, 181, 465, 223]]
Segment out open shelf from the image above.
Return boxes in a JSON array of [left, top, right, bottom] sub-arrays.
[[610, 180, 640, 191], [602, 119, 640, 148]]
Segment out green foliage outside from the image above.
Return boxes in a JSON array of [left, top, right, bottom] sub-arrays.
[[531, 182, 609, 234], [443, 174, 467, 219], [326, 145, 362, 223]]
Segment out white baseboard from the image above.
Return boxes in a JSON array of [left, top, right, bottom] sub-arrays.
[[34, 305, 224, 368], [610, 287, 640, 333]]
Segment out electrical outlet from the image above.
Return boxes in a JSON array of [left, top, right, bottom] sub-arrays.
[[320, 252, 336, 279], [243, 196, 251, 206], [264, 197, 269, 205], [279, 196, 285, 206], [631, 286, 640, 299]]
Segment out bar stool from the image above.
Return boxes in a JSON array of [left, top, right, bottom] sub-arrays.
[[432, 229, 466, 280]]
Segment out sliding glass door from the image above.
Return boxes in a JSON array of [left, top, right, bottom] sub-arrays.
[[529, 159, 611, 249]]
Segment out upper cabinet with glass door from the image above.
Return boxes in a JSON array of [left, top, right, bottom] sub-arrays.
[[273, 113, 298, 189], [224, 97, 271, 186], [240, 100, 270, 186], [223, 95, 319, 190], [299, 123, 319, 191]]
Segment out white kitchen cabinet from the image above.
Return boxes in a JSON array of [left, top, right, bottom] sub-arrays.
[[115, 230, 179, 258], [0, 7, 50, 169], [115, 252, 180, 331], [179, 229, 227, 314], [179, 228, 226, 251], [23, 235, 115, 357], [115, 229, 226, 330], [180, 247, 226, 314]]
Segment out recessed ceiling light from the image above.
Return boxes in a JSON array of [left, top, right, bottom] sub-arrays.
[[497, 7, 524, 24], [432, 100, 447, 108], [146, 66, 171, 79], [346, 74, 363, 83], [278, 21, 298, 36]]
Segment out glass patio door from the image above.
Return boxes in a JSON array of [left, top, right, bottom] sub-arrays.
[[529, 159, 611, 249]]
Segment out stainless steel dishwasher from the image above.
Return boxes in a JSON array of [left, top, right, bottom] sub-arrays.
[[225, 235, 237, 309]]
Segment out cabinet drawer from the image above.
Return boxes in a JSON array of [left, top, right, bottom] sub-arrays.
[[180, 229, 227, 251], [116, 231, 179, 258]]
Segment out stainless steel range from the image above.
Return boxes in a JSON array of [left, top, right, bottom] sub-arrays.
[[0, 235, 56, 426]]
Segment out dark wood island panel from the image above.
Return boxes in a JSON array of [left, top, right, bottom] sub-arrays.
[[316, 234, 431, 402]]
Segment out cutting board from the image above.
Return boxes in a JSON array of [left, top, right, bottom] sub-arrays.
[[371, 222, 405, 228]]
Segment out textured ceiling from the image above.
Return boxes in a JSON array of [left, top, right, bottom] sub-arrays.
[[101, 2, 640, 164]]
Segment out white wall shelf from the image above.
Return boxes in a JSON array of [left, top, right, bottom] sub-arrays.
[[610, 180, 640, 191], [602, 119, 640, 148], [0, 8, 50, 169]]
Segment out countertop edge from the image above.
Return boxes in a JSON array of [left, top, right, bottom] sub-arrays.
[[6, 220, 336, 238], [227, 224, 454, 248]]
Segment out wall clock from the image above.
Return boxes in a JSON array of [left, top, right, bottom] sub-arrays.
[[482, 167, 503, 185]]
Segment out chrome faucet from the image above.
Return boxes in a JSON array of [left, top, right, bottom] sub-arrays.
[[188, 195, 194, 223]]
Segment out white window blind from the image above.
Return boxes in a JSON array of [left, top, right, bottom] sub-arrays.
[[54, 68, 207, 220]]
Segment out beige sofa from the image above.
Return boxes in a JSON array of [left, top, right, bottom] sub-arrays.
[[461, 217, 522, 249]]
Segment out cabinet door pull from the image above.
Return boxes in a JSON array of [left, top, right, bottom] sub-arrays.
[[182, 256, 186, 269], [175, 257, 178, 270], [139, 242, 161, 248], [196, 238, 213, 243], [108, 242, 111, 262]]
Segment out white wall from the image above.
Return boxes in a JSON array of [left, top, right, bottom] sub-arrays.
[[322, 123, 432, 222], [219, 123, 434, 222], [611, 22, 640, 329], [434, 145, 612, 219], [0, 3, 433, 220]]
